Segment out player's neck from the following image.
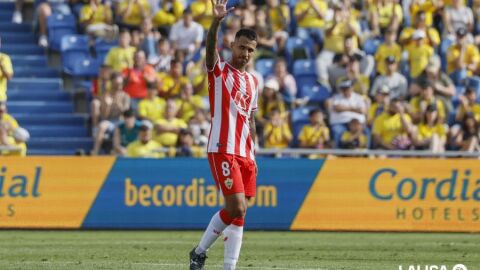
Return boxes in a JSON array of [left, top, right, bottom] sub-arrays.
[[228, 60, 246, 73]]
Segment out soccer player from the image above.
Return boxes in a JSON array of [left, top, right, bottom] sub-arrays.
[[189, 0, 259, 269]]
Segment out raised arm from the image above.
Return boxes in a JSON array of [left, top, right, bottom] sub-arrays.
[[206, 0, 234, 70]]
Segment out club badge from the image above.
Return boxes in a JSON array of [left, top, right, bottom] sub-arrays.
[[224, 178, 233, 189]]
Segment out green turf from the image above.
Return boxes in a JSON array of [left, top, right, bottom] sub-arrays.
[[0, 231, 478, 270]]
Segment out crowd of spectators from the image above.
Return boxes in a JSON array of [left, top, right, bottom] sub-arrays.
[[10, 0, 480, 157]]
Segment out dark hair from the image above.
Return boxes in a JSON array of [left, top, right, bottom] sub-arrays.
[[235, 28, 257, 41], [309, 108, 322, 117], [183, 8, 192, 15], [123, 109, 135, 118], [110, 72, 123, 80]]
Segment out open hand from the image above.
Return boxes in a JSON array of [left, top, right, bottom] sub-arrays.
[[211, 0, 234, 20]]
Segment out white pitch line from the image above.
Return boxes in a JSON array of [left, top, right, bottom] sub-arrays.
[[133, 262, 328, 270]]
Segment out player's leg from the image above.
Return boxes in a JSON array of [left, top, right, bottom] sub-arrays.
[[223, 157, 257, 270], [190, 154, 244, 270]]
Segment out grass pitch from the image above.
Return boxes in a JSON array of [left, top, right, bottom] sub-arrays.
[[0, 230, 478, 270]]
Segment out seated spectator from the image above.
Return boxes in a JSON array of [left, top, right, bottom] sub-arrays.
[[238, 0, 257, 28], [372, 99, 416, 150], [220, 15, 241, 60], [113, 109, 142, 156], [127, 120, 164, 158], [409, 0, 442, 28], [293, 0, 328, 47], [455, 88, 480, 123], [266, 0, 290, 53], [116, 0, 151, 30], [375, 30, 402, 76], [257, 79, 287, 132], [0, 101, 19, 134], [410, 56, 455, 114], [80, 0, 118, 41], [176, 83, 205, 122], [0, 40, 13, 102], [186, 50, 209, 96], [104, 30, 136, 72], [340, 118, 368, 149], [298, 108, 330, 150], [371, 56, 408, 100], [317, 6, 362, 86], [443, 0, 474, 38], [368, 85, 391, 126], [266, 58, 297, 103], [174, 128, 205, 157], [189, 108, 210, 147], [154, 100, 188, 147], [12, 0, 23, 23], [137, 83, 166, 123], [336, 56, 370, 98], [152, 0, 184, 29], [263, 107, 292, 149], [253, 7, 277, 60], [399, 10, 440, 48], [409, 80, 446, 123], [449, 114, 480, 151], [404, 30, 434, 79], [34, 0, 71, 47], [414, 104, 447, 152], [91, 73, 131, 155], [191, 0, 213, 31], [138, 19, 160, 60], [446, 28, 479, 81], [327, 79, 367, 147], [169, 9, 204, 58], [122, 50, 156, 107], [149, 38, 173, 72], [92, 65, 112, 99], [246, 59, 264, 94], [0, 126, 29, 156], [368, 0, 403, 36], [157, 60, 190, 99]]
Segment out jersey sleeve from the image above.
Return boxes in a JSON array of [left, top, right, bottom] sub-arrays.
[[206, 58, 224, 77]]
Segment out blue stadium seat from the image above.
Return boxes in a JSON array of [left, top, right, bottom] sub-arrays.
[[255, 59, 275, 78], [292, 59, 316, 77], [95, 39, 117, 62], [363, 38, 382, 55], [61, 34, 89, 52], [299, 83, 331, 103], [66, 57, 101, 77], [47, 13, 77, 51], [285, 37, 315, 70], [291, 106, 316, 141]]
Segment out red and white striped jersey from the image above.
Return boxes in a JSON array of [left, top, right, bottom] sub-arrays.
[[207, 60, 259, 160]]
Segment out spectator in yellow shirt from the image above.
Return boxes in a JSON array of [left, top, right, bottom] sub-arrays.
[[413, 104, 447, 152], [372, 99, 415, 150], [176, 83, 205, 122], [257, 79, 287, 131], [0, 102, 19, 135], [127, 120, 164, 158], [340, 118, 368, 149], [263, 108, 292, 150], [298, 108, 330, 149], [410, 0, 441, 27], [375, 30, 402, 75], [153, 0, 184, 28], [0, 127, 29, 157], [368, 85, 390, 126], [154, 100, 188, 147], [0, 42, 13, 102], [446, 27, 479, 78], [409, 80, 446, 123], [104, 30, 136, 72], [266, 0, 290, 33], [404, 30, 434, 79], [80, 0, 117, 41], [294, 0, 328, 45], [117, 0, 151, 29], [191, 0, 213, 30], [399, 11, 440, 49], [138, 84, 166, 123], [455, 88, 480, 122], [369, 0, 403, 36], [173, 128, 205, 157], [157, 60, 189, 99]]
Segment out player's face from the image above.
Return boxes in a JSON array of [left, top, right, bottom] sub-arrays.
[[231, 36, 257, 69]]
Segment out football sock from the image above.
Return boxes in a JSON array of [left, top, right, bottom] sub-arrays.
[[196, 209, 231, 254], [223, 223, 244, 270]]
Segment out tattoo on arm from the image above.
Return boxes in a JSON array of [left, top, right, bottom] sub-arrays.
[[206, 19, 221, 70]]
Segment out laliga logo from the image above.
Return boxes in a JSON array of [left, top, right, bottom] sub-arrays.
[[398, 264, 467, 270]]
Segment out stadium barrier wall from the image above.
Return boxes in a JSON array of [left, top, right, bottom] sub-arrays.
[[0, 157, 478, 232]]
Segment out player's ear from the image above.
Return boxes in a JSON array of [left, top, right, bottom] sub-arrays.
[[230, 41, 235, 49]]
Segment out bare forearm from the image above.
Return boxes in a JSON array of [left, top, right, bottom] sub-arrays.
[[206, 18, 221, 70]]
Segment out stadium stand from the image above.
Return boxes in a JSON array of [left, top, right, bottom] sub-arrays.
[[2, 0, 480, 157]]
